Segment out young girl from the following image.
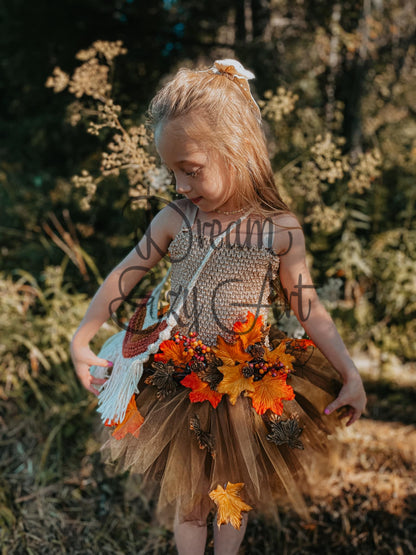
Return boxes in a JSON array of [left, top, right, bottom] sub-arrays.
[[71, 59, 367, 555]]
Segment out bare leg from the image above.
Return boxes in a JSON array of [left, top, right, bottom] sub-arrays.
[[173, 518, 207, 555], [213, 513, 248, 555]]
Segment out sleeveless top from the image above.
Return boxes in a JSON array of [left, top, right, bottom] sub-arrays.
[[167, 202, 281, 346]]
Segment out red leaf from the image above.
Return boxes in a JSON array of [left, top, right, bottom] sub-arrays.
[[181, 372, 223, 408]]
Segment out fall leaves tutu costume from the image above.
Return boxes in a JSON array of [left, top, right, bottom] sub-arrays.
[[99, 202, 344, 529]]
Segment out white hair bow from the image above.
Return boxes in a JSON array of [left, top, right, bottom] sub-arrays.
[[211, 59, 255, 81], [209, 59, 261, 122]]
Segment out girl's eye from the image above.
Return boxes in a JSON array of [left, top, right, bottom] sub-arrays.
[[185, 169, 201, 178]]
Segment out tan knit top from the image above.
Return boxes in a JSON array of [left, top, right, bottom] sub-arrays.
[[167, 202, 280, 346]]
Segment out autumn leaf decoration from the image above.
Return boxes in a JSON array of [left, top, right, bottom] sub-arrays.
[[214, 335, 253, 405], [181, 372, 223, 408], [233, 310, 268, 349], [247, 371, 295, 416], [149, 312, 300, 414], [209, 482, 252, 529], [293, 338, 315, 349], [267, 414, 304, 450], [212, 312, 296, 414], [149, 332, 224, 407], [154, 338, 192, 367], [189, 414, 216, 457], [263, 341, 296, 373], [105, 394, 144, 440], [145, 360, 178, 400]]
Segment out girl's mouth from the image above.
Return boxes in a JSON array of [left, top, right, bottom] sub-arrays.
[[189, 196, 203, 204]]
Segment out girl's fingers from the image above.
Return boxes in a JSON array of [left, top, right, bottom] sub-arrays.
[[86, 356, 113, 368], [324, 378, 367, 423], [325, 398, 362, 424], [86, 374, 107, 396], [88, 384, 101, 396], [324, 397, 344, 415], [346, 409, 361, 427], [71, 344, 113, 394], [85, 376, 107, 396], [344, 407, 355, 426], [71, 344, 113, 369], [73, 362, 108, 394], [91, 376, 108, 385]]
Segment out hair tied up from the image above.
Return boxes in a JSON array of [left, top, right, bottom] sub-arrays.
[[209, 59, 260, 123], [211, 59, 255, 81]]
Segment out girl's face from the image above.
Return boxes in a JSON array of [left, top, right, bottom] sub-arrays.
[[155, 117, 239, 213]]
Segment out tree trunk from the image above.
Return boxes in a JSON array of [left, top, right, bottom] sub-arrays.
[[251, 0, 270, 40], [325, 3, 341, 128], [235, 0, 246, 43], [342, 0, 371, 161]]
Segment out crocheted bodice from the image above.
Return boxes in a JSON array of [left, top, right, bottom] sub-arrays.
[[167, 205, 280, 346]]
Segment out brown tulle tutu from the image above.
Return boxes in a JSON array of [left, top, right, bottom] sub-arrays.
[[99, 325, 345, 530]]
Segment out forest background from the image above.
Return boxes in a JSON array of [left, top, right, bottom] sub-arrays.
[[0, 0, 415, 553]]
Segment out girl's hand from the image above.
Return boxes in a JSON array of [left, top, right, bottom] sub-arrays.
[[70, 341, 111, 396], [324, 372, 367, 426]]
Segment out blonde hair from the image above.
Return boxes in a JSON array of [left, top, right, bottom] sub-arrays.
[[148, 64, 292, 217]]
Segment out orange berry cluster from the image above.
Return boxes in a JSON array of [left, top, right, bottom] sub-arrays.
[[243, 354, 285, 381], [173, 331, 211, 363]]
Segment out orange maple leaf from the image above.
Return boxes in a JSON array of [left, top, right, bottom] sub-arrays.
[[181, 372, 223, 408], [213, 335, 251, 367], [264, 342, 295, 373], [154, 339, 192, 367], [111, 395, 144, 440], [233, 311, 264, 350], [209, 482, 252, 529], [293, 338, 315, 349], [247, 370, 295, 415], [216, 363, 255, 405]]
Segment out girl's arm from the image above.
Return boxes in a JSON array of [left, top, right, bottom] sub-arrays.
[[274, 214, 367, 426], [70, 201, 183, 395]]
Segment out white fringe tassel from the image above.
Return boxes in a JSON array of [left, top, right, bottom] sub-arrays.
[[89, 315, 177, 424]]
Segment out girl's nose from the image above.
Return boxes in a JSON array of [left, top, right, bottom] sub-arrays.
[[175, 180, 192, 194]]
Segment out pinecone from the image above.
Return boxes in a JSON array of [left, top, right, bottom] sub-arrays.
[[242, 365, 254, 378], [199, 364, 223, 390], [188, 359, 206, 374], [246, 343, 265, 358]]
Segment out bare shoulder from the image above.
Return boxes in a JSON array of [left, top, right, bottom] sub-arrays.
[[269, 211, 305, 255], [127, 199, 192, 269], [271, 211, 301, 229], [151, 198, 193, 241]]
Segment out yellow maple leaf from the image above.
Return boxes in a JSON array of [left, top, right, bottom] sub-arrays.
[[209, 482, 252, 529], [247, 370, 295, 415], [232, 311, 264, 350], [264, 342, 295, 373], [213, 335, 251, 366], [216, 363, 255, 405]]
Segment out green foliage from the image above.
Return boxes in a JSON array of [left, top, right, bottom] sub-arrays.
[[0, 263, 113, 405]]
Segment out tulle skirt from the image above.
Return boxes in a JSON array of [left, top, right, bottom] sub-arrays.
[[99, 325, 345, 530]]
